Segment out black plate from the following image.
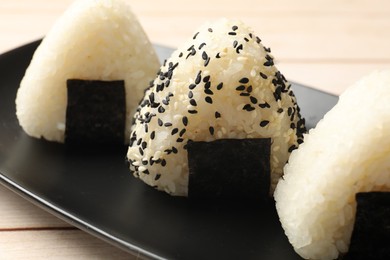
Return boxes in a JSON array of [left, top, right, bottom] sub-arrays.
[[0, 40, 338, 259]]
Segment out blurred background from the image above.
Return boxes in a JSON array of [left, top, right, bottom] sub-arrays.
[[1, 0, 389, 95]]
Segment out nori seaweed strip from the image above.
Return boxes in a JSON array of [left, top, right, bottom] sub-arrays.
[[65, 79, 126, 145], [187, 138, 271, 199], [344, 192, 390, 260]]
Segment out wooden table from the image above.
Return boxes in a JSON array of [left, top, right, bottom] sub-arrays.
[[0, 0, 389, 258]]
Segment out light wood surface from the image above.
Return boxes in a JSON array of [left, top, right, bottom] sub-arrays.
[[0, 0, 389, 259]]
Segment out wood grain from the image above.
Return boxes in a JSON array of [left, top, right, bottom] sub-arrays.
[[0, 0, 389, 258]]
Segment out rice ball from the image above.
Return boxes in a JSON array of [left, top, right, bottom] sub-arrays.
[[16, 0, 160, 143], [274, 71, 390, 259], [127, 19, 306, 196]]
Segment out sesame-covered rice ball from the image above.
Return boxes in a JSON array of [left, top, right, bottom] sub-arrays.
[[127, 18, 305, 196]]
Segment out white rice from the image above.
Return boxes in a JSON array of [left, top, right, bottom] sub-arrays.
[[274, 70, 390, 259], [127, 18, 305, 196], [16, 0, 160, 143]]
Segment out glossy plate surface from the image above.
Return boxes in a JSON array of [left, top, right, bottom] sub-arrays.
[[0, 40, 338, 259]]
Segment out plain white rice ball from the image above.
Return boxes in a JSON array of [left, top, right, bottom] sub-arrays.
[[16, 0, 160, 143], [127, 19, 305, 196], [274, 70, 390, 259]]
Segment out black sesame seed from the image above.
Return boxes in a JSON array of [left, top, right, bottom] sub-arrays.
[[158, 106, 165, 113], [216, 82, 223, 90], [186, 48, 196, 59], [187, 45, 195, 51], [264, 47, 271, 52], [205, 96, 213, 104], [202, 51, 208, 61], [215, 111, 221, 118], [165, 149, 172, 155], [142, 160, 148, 165], [193, 32, 199, 39], [171, 128, 179, 135], [188, 91, 193, 98], [249, 33, 253, 38], [154, 174, 161, 181], [274, 87, 282, 101], [179, 128, 186, 137], [236, 85, 246, 91], [150, 131, 155, 140], [247, 85, 253, 93], [260, 120, 269, 127], [250, 96, 258, 104], [260, 72, 268, 79], [244, 37, 249, 42], [240, 93, 250, 97], [265, 54, 273, 61], [164, 122, 172, 127], [190, 99, 197, 106], [209, 126, 214, 135], [228, 32, 237, 36], [232, 25, 238, 31], [189, 84, 197, 90], [203, 75, 210, 82], [172, 147, 178, 154], [260, 102, 271, 109], [288, 145, 297, 153], [188, 110, 198, 114], [208, 28, 213, 32], [198, 42, 206, 50], [139, 147, 144, 156], [233, 40, 238, 48], [239, 77, 249, 84], [243, 104, 255, 111], [149, 92, 155, 103], [167, 70, 173, 79], [182, 116, 188, 126], [216, 53, 221, 58], [290, 123, 296, 129], [156, 83, 164, 92], [179, 52, 183, 58], [287, 107, 293, 116], [162, 99, 169, 105], [177, 138, 184, 142], [161, 159, 167, 167], [204, 81, 211, 89], [195, 71, 202, 84], [236, 44, 243, 53], [141, 141, 147, 149], [144, 124, 148, 133], [204, 57, 210, 67], [277, 108, 284, 113], [137, 138, 142, 145], [204, 89, 213, 95], [264, 60, 274, 66], [256, 36, 261, 44]]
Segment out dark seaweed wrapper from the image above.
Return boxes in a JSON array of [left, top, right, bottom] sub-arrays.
[[187, 138, 271, 200], [343, 192, 390, 260], [65, 79, 126, 145]]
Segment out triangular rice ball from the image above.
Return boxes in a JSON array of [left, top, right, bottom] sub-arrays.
[[127, 19, 306, 196], [16, 0, 160, 143]]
